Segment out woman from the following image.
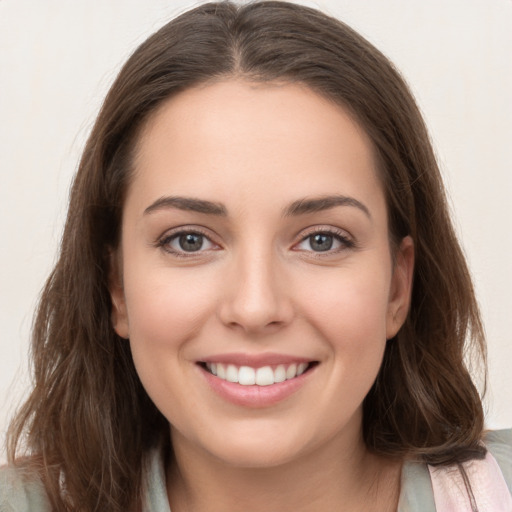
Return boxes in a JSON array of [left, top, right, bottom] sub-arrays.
[[2, 2, 511, 511]]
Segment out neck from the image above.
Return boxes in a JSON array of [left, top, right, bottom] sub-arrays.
[[166, 428, 401, 512]]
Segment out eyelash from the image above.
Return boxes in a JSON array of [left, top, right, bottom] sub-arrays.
[[156, 228, 218, 258], [293, 227, 355, 256], [156, 226, 355, 258]]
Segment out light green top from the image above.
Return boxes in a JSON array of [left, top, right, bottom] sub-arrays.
[[2, 430, 511, 511]]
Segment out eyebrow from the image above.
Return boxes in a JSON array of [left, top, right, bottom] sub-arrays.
[[283, 195, 371, 219], [143, 194, 370, 218], [144, 196, 227, 216]]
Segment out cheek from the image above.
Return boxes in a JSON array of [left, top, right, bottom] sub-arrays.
[[122, 266, 222, 424], [296, 260, 392, 396], [299, 264, 392, 346], [122, 264, 220, 361]]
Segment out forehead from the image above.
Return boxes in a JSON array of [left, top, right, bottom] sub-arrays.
[[128, 80, 385, 218]]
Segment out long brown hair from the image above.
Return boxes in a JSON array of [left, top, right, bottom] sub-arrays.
[[7, 1, 486, 510]]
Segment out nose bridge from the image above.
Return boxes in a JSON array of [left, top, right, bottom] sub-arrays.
[[219, 238, 292, 333]]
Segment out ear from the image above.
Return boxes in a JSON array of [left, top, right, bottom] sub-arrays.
[[108, 250, 130, 339], [386, 235, 414, 339]]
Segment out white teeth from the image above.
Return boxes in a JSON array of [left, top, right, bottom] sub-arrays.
[[226, 364, 238, 383], [255, 366, 274, 386], [205, 361, 311, 386], [297, 362, 308, 375], [238, 366, 256, 385], [274, 365, 286, 383], [286, 364, 297, 380], [216, 363, 226, 379]]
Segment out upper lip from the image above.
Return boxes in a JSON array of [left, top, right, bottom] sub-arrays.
[[198, 352, 315, 367]]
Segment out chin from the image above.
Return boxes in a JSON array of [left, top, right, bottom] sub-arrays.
[[210, 442, 306, 469], [190, 420, 322, 470]]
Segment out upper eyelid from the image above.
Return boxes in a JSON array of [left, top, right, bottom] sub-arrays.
[[159, 225, 216, 242], [295, 225, 352, 241]]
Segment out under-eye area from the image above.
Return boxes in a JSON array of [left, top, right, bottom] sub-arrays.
[[198, 361, 319, 386]]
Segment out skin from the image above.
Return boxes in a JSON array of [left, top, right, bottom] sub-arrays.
[[110, 80, 414, 511]]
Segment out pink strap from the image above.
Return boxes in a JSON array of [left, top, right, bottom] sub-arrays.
[[429, 450, 512, 511]]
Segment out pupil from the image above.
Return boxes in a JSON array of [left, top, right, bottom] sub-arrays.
[[311, 233, 333, 251], [179, 233, 203, 252]]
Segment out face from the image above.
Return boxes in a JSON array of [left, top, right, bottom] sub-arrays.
[[110, 80, 414, 468]]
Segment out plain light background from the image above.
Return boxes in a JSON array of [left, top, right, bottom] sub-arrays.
[[1, 0, 511, 463]]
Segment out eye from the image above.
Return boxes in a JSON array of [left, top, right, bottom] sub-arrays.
[[294, 229, 354, 253], [158, 230, 218, 256]]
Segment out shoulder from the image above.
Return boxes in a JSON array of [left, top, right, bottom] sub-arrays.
[[426, 429, 512, 511], [398, 429, 512, 512], [0, 463, 51, 512], [485, 428, 512, 492], [143, 447, 172, 512], [398, 460, 436, 511]]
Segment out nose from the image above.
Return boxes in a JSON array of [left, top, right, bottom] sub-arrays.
[[218, 247, 294, 335]]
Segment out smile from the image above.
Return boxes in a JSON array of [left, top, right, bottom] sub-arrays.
[[198, 355, 318, 407], [204, 362, 311, 386]]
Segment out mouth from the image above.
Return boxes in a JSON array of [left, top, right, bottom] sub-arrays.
[[198, 361, 318, 386]]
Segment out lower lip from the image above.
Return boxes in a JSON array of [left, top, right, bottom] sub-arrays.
[[199, 365, 315, 408]]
